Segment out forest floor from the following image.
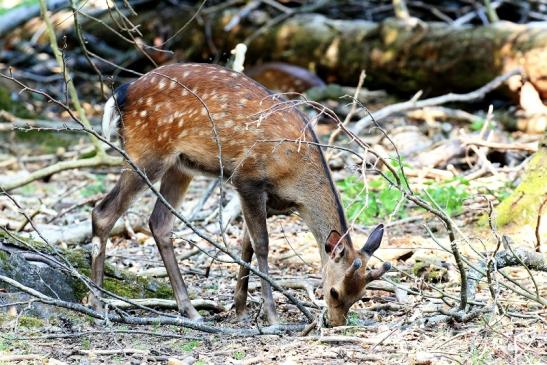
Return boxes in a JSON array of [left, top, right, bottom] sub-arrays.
[[0, 0, 546, 363], [1, 121, 545, 364]]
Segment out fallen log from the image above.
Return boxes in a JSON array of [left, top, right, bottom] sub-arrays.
[[495, 132, 547, 228], [99, 9, 547, 99], [15, 4, 547, 100], [209, 15, 547, 98], [466, 240, 547, 306]]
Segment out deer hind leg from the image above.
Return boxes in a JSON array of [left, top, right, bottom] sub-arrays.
[[234, 228, 254, 321], [238, 189, 278, 324], [90, 162, 164, 309], [148, 166, 202, 321]]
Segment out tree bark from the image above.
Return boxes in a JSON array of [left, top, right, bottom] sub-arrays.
[[219, 15, 547, 97]]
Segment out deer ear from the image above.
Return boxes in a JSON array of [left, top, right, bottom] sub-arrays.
[[325, 230, 342, 254], [361, 224, 384, 256]]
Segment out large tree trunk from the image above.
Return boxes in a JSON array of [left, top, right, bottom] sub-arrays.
[[495, 132, 547, 229]]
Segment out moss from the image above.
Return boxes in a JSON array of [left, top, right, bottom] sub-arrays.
[[103, 277, 141, 298], [495, 148, 547, 226], [412, 259, 448, 283], [412, 260, 428, 276], [1, 232, 173, 301], [71, 274, 91, 302], [0, 230, 52, 254], [150, 280, 174, 299], [0, 314, 43, 329], [17, 316, 43, 328], [65, 248, 172, 300], [102, 271, 172, 300], [0, 250, 10, 272]]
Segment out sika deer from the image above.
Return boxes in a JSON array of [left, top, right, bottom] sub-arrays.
[[92, 63, 390, 325], [245, 62, 325, 94]]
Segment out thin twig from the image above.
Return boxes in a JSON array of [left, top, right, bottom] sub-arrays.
[[0, 274, 305, 335]]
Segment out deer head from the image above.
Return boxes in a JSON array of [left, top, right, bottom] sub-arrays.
[[323, 224, 391, 326]]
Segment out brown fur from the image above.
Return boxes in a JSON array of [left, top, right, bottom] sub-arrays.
[[245, 62, 325, 94], [91, 63, 389, 325]]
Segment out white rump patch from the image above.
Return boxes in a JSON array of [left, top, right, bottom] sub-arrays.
[[101, 97, 120, 143]]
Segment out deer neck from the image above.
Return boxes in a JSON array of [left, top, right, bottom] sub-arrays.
[[297, 158, 350, 267]]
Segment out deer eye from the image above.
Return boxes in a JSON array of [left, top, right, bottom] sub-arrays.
[[330, 287, 339, 300]]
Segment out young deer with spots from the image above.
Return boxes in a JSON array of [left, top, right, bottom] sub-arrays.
[[92, 63, 390, 326]]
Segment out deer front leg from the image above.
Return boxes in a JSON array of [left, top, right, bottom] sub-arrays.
[[238, 190, 278, 324]]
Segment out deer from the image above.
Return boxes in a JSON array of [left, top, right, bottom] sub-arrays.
[[92, 63, 391, 326], [245, 62, 325, 94]]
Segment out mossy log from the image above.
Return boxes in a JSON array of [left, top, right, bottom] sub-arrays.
[[83, 9, 547, 98], [496, 133, 547, 228], [411, 258, 451, 283], [0, 230, 173, 303]]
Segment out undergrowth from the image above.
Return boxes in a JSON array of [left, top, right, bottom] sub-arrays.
[[337, 166, 471, 225]]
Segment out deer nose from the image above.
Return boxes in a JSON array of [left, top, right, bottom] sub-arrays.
[[326, 309, 348, 327]]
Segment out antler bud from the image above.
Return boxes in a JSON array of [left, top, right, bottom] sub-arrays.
[[365, 261, 391, 283], [345, 258, 362, 279]]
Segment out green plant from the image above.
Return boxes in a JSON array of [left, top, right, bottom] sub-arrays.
[[470, 117, 486, 131], [488, 181, 513, 202], [469, 117, 495, 132], [0, 0, 38, 15], [194, 361, 207, 365], [81, 338, 91, 350], [112, 355, 124, 363], [17, 183, 37, 196], [469, 346, 493, 365], [337, 166, 408, 225], [422, 178, 469, 216], [338, 170, 470, 224], [181, 340, 200, 352], [233, 351, 246, 360], [346, 312, 360, 326], [0, 338, 10, 351], [337, 175, 405, 225]]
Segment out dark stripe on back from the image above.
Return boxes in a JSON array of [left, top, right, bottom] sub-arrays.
[[305, 116, 350, 242], [237, 66, 351, 241], [113, 82, 131, 146], [113, 82, 130, 111]]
